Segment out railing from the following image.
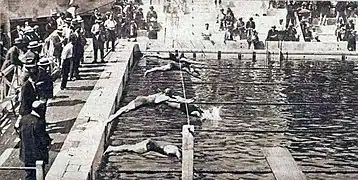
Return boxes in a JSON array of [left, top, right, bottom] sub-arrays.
[[0, 160, 44, 180]]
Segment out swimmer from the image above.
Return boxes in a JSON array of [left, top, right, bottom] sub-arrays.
[[104, 138, 181, 159], [144, 62, 202, 79], [165, 100, 222, 122], [106, 88, 194, 123], [143, 52, 206, 65]]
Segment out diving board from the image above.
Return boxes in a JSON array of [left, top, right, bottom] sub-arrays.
[[263, 147, 306, 180]]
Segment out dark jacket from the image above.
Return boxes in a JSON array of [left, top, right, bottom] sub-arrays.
[[36, 67, 53, 99], [5, 46, 23, 67], [246, 21, 256, 29], [266, 29, 279, 41], [19, 80, 38, 116], [19, 113, 50, 164]]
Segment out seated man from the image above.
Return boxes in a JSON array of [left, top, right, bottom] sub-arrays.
[[106, 88, 194, 123], [104, 138, 181, 159], [143, 61, 201, 79], [266, 26, 279, 41]]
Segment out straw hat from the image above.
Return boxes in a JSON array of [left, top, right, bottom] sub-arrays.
[[32, 100, 46, 109], [27, 41, 41, 49], [23, 58, 36, 68], [37, 57, 52, 66]]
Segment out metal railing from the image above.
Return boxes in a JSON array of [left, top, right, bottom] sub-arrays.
[[0, 160, 44, 180]]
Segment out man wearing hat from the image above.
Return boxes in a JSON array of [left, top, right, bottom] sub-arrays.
[[18, 100, 51, 180], [56, 12, 65, 30], [266, 25, 279, 41], [134, 7, 145, 29], [71, 25, 86, 80], [63, 18, 74, 44], [91, 19, 106, 63], [51, 29, 64, 66], [4, 38, 24, 68], [36, 58, 53, 116], [24, 41, 41, 64], [19, 58, 39, 116], [146, 6, 158, 22]]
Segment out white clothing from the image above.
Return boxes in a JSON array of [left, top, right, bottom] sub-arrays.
[[105, 20, 117, 30], [61, 43, 73, 60]]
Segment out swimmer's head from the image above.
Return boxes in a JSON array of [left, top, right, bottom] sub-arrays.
[[169, 52, 176, 59], [164, 88, 173, 97], [146, 140, 156, 151], [164, 145, 181, 159]]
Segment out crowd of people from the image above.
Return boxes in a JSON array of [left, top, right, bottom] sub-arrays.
[[0, 0, 164, 179]]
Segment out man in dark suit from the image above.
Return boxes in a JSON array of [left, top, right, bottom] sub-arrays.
[[36, 58, 54, 117], [19, 61, 39, 117], [266, 26, 279, 41], [19, 100, 51, 180]]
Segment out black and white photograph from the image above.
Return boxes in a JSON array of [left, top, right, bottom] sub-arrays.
[[1, 0, 358, 179]]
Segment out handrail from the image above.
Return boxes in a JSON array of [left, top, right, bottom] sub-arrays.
[[0, 160, 44, 180]]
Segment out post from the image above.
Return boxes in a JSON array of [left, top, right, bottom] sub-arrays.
[[252, 51, 256, 63], [36, 160, 44, 180], [182, 125, 194, 180], [218, 51, 221, 60], [238, 53, 242, 60], [267, 51, 271, 66], [342, 54, 346, 61], [193, 52, 196, 60]]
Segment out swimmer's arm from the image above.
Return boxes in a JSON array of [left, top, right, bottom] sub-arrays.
[[172, 95, 195, 103]]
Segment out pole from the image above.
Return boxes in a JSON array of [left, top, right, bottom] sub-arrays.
[[36, 161, 44, 180], [182, 125, 194, 180]]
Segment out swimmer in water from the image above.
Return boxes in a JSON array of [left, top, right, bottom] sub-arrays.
[[144, 62, 202, 79], [163, 89, 222, 121], [104, 138, 181, 159], [106, 88, 195, 123], [143, 52, 206, 65]]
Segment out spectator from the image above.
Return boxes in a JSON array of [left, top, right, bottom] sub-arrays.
[[60, 34, 76, 90], [347, 30, 356, 51], [128, 20, 138, 42], [19, 100, 51, 180], [217, 8, 226, 31], [51, 29, 64, 66], [147, 6, 158, 22], [202, 23, 212, 40], [3, 38, 23, 68], [73, 26, 86, 75], [285, 24, 298, 41], [286, 1, 296, 28], [277, 19, 285, 41], [45, 17, 57, 38], [297, 2, 311, 24], [318, 1, 331, 26], [19, 59, 38, 116], [134, 7, 145, 29], [56, 12, 65, 30], [246, 17, 256, 39], [24, 41, 41, 64], [336, 1, 347, 24], [234, 17, 245, 39], [346, 19, 355, 31], [311, 27, 320, 42], [266, 26, 279, 41], [224, 26, 234, 43], [36, 58, 54, 116], [105, 14, 117, 52], [15, 25, 24, 39], [91, 19, 106, 63]]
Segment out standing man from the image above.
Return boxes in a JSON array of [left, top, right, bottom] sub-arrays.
[[91, 19, 106, 63], [19, 100, 51, 180], [60, 34, 76, 90], [36, 58, 54, 104], [146, 6, 158, 22], [19, 60, 38, 117], [104, 14, 117, 52], [286, 1, 296, 29], [71, 26, 86, 80]]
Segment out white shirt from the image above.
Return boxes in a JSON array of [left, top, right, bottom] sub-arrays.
[[202, 29, 212, 40], [61, 43, 73, 60], [91, 24, 100, 34], [63, 24, 72, 39], [56, 17, 64, 29], [104, 19, 117, 30]]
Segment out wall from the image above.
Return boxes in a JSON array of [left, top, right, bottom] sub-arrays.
[[266, 41, 348, 51]]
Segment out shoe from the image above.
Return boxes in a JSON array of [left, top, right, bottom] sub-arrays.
[[92, 60, 98, 64], [100, 60, 106, 63], [75, 76, 82, 80], [60, 87, 67, 90], [70, 78, 75, 81], [111, 49, 115, 52]]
